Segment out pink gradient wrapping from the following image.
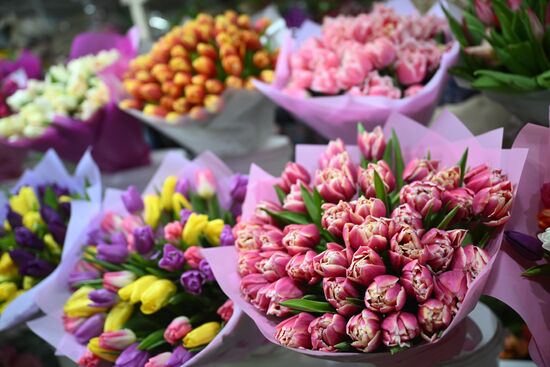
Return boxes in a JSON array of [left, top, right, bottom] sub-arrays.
[[483, 123, 550, 367], [0, 27, 150, 178], [252, 1, 460, 143], [30, 151, 265, 366], [204, 111, 528, 365]]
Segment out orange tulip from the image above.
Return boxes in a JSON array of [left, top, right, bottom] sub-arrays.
[[253, 50, 271, 69], [191, 74, 207, 86], [173, 98, 191, 114], [205, 79, 224, 94], [260, 70, 274, 83], [136, 70, 154, 83], [192, 56, 216, 78], [161, 82, 182, 99], [197, 43, 217, 59], [123, 80, 142, 98], [173, 72, 192, 87], [221, 55, 243, 76], [185, 84, 205, 104], [139, 83, 162, 102], [160, 96, 175, 111], [170, 44, 188, 58], [169, 57, 192, 73], [225, 75, 243, 89], [119, 99, 143, 110], [204, 94, 224, 114], [143, 104, 168, 117], [237, 14, 251, 29], [189, 106, 208, 120]]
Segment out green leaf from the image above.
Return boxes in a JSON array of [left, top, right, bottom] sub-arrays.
[[472, 70, 538, 92], [382, 138, 394, 167], [301, 184, 321, 225], [458, 148, 469, 186], [423, 205, 434, 229], [274, 185, 287, 205], [522, 264, 550, 277], [320, 228, 338, 243], [441, 4, 470, 47], [493, 1, 518, 43], [263, 209, 310, 225], [279, 299, 336, 313], [84, 256, 124, 272], [346, 297, 364, 306], [189, 192, 207, 214], [436, 206, 460, 230], [138, 329, 166, 350], [373, 169, 390, 216], [302, 294, 322, 301], [122, 263, 147, 277], [334, 341, 353, 352], [463, 12, 486, 45], [390, 346, 407, 355], [207, 194, 221, 220], [43, 186, 59, 210], [536, 69, 550, 88], [391, 129, 404, 191]]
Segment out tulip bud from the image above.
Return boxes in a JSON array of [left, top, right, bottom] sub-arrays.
[[123, 79, 142, 98], [346, 309, 382, 352], [472, 180, 514, 227], [173, 72, 192, 87], [205, 79, 225, 94], [217, 299, 233, 322], [197, 43, 217, 59], [365, 275, 406, 314], [140, 279, 177, 314], [275, 312, 315, 349], [183, 321, 221, 349], [318, 139, 346, 168], [219, 43, 237, 58], [418, 299, 452, 342], [357, 126, 386, 161], [434, 270, 468, 314], [222, 55, 243, 76], [180, 270, 205, 295], [315, 167, 356, 203], [403, 159, 438, 182], [343, 216, 389, 255], [170, 44, 188, 58], [251, 200, 282, 225], [119, 275, 157, 305], [103, 271, 137, 292], [283, 181, 309, 213], [164, 316, 192, 344], [169, 57, 192, 73], [184, 84, 205, 105], [313, 243, 349, 277], [195, 169, 216, 199], [254, 224, 283, 252], [464, 164, 506, 193], [119, 98, 143, 110], [238, 250, 262, 276], [139, 83, 162, 102], [114, 343, 150, 366], [442, 188, 474, 223], [285, 250, 319, 284], [99, 329, 136, 351], [225, 75, 244, 88], [323, 277, 362, 317], [400, 260, 434, 303], [388, 204, 423, 237], [400, 181, 444, 217], [192, 56, 216, 78], [420, 229, 455, 274], [451, 245, 489, 286], [282, 224, 320, 255], [309, 313, 347, 351], [136, 70, 154, 83], [252, 50, 271, 69], [474, 0, 497, 26], [279, 162, 311, 193], [172, 97, 191, 114], [381, 311, 420, 347], [347, 246, 386, 286], [257, 251, 291, 282], [505, 230, 544, 261]]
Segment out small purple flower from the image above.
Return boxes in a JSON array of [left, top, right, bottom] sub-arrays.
[[114, 343, 150, 367], [180, 270, 205, 295], [219, 225, 235, 247], [68, 270, 100, 289], [14, 227, 44, 250], [199, 259, 215, 281], [158, 244, 185, 272], [6, 206, 22, 228], [175, 178, 191, 196], [166, 346, 192, 367], [230, 173, 248, 203], [74, 313, 106, 344], [180, 209, 192, 226], [133, 226, 154, 254], [97, 243, 129, 264], [505, 231, 544, 261], [121, 186, 144, 214], [88, 289, 118, 308]]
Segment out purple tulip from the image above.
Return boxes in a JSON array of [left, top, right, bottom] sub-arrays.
[[230, 173, 248, 202], [180, 209, 192, 226], [88, 289, 118, 308], [158, 244, 185, 272], [40, 206, 67, 243], [68, 270, 100, 289], [219, 225, 235, 247], [180, 270, 205, 295], [199, 259, 215, 281], [8, 248, 34, 269], [133, 226, 154, 254], [230, 201, 243, 218], [505, 230, 544, 261], [115, 343, 150, 367], [121, 186, 143, 213], [175, 178, 191, 196], [166, 346, 192, 367], [87, 228, 105, 245], [110, 232, 128, 247], [74, 313, 106, 344], [97, 243, 129, 264], [14, 227, 44, 250], [6, 206, 22, 228], [24, 258, 55, 277], [284, 6, 308, 28]]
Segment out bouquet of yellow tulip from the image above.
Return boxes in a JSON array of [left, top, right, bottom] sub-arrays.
[[32, 151, 258, 367]]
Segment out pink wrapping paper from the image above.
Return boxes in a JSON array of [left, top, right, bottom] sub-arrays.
[[253, 1, 460, 142], [484, 123, 550, 367], [0, 28, 150, 178], [204, 111, 528, 365], [31, 151, 265, 366]]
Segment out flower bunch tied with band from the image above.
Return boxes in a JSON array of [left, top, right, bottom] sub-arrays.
[[64, 171, 247, 367], [234, 125, 515, 353], [0, 184, 78, 313]]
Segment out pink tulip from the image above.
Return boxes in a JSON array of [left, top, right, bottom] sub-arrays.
[[240, 273, 269, 302], [238, 250, 262, 276], [400, 260, 434, 303], [315, 167, 357, 203], [253, 283, 275, 312], [256, 225, 284, 252], [464, 164, 507, 193], [195, 169, 217, 199], [434, 270, 468, 314], [63, 315, 85, 333], [474, 0, 497, 26], [336, 57, 367, 90], [286, 250, 320, 285], [365, 275, 406, 314], [290, 69, 313, 89], [163, 316, 192, 344], [257, 251, 292, 282], [418, 299, 452, 342], [308, 313, 348, 351], [323, 277, 362, 317], [399, 181, 444, 217], [79, 350, 107, 367], [283, 181, 309, 213], [145, 352, 171, 367], [365, 71, 402, 99], [279, 163, 311, 193], [311, 68, 339, 95], [217, 300, 234, 322], [402, 159, 439, 182], [183, 246, 203, 269], [420, 229, 456, 273], [353, 196, 387, 220], [508, 0, 522, 11], [312, 243, 349, 277], [251, 201, 282, 225], [164, 221, 183, 242], [451, 245, 490, 286], [365, 37, 397, 69], [346, 309, 382, 352], [396, 50, 428, 86], [388, 204, 423, 237], [430, 166, 460, 190], [103, 271, 137, 292], [267, 277, 304, 317], [405, 84, 423, 97], [99, 329, 136, 350], [100, 211, 123, 233], [358, 161, 395, 199], [442, 188, 475, 222], [344, 216, 389, 257], [319, 139, 346, 169], [321, 201, 361, 237], [275, 312, 315, 349], [472, 180, 514, 226], [347, 246, 386, 286], [357, 126, 386, 161], [234, 222, 263, 251], [381, 312, 420, 347], [325, 151, 358, 182], [389, 226, 424, 271], [282, 224, 320, 255]]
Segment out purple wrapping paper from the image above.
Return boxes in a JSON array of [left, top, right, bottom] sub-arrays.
[[0, 28, 150, 178], [253, 0, 459, 142], [31, 151, 266, 366], [203, 111, 528, 366]]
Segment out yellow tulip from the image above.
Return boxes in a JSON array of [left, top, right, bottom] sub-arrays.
[[140, 279, 177, 314], [0, 290, 24, 313], [182, 213, 208, 245], [173, 192, 192, 214], [0, 282, 17, 302], [0, 253, 18, 277], [104, 301, 134, 331], [58, 195, 72, 203], [183, 322, 221, 348], [22, 276, 38, 290], [4, 220, 11, 231], [23, 211, 44, 232], [43, 234, 61, 256], [204, 219, 224, 245], [144, 194, 161, 229], [9, 186, 39, 215], [87, 338, 120, 362], [64, 286, 106, 317], [129, 275, 157, 304], [161, 176, 178, 211]]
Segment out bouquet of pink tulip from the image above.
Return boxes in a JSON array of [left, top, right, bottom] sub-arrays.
[[203, 111, 527, 364]]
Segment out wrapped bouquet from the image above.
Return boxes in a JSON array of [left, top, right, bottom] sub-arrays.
[[0, 150, 100, 330], [254, 1, 459, 142], [204, 111, 527, 365], [30, 152, 265, 366]]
